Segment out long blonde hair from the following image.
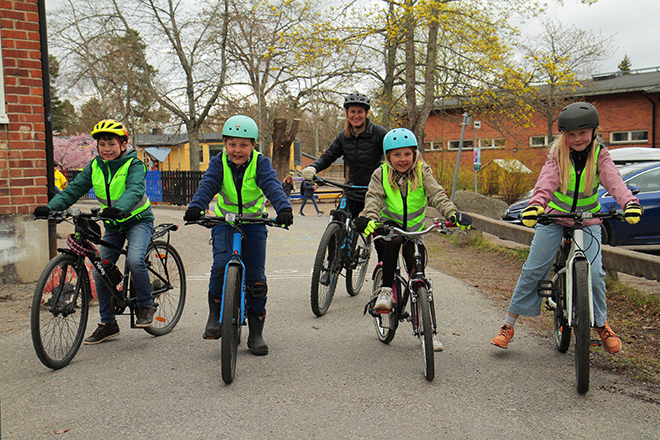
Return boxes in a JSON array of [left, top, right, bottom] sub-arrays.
[[384, 148, 422, 192], [549, 130, 601, 196]]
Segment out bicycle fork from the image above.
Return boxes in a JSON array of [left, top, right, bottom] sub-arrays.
[[219, 231, 247, 326]]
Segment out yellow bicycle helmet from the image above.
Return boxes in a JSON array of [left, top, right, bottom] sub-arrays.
[[91, 119, 129, 140]]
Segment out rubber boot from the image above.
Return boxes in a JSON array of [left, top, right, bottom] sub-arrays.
[[247, 312, 269, 355], [203, 295, 222, 340]]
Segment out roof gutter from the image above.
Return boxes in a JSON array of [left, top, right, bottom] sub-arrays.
[[643, 92, 657, 148]]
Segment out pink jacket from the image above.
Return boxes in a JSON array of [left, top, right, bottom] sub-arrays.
[[529, 145, 639, 226]]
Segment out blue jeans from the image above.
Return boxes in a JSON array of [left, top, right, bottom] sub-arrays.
[[93, 221, 154, 324], [508, 222, 608, 326], [208, 223, 268, 315], [300, 194, 320, 214]]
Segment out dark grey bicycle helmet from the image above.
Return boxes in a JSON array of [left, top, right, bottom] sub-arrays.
[[343, 92, 371, 111], [557, 102, 599, 132]]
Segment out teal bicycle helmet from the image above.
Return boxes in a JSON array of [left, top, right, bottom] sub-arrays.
[[383, 128, 417, 154], [222, 115, 259, 141]]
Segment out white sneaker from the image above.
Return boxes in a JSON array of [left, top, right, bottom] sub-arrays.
[[433, 336, 443, 352], [374, 287, 393, 312]]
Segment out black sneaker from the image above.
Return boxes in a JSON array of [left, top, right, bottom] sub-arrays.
[[135, 305, 154, 328], [299, 212, 305, 216], [84, 322, 120, 345]]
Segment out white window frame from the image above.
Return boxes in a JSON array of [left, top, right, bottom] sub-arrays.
[[447, 139, 474, 150], [423, 141, 441, 151], [529, 135, 552, 148], [609, 130, 649, 144], [479, 138, 505, 149], [0, 33, 9, 124]]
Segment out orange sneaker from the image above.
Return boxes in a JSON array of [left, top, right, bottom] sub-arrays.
[[596, 322, 622, 353], [491, 324, 514, 349]]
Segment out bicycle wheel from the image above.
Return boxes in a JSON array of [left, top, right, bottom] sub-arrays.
[[143, 241, 187, 336], [417, 286, 435, 382], [346, 233, 371, 296], [553, 272, 571, 353], [31, 254, 90, 369], [221, 265, 242, 384], [573, 259, 591, 395], [371, 266, 397, 343], [310, 223, 342, 316]]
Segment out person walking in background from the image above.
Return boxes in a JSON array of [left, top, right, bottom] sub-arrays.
[[53, 162, 67, 193], [299, 179, 324, 216], [282, 175, 294, 204]]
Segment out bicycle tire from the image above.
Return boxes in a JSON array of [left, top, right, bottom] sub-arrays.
[[31, 254, 90, 369], [310, 222, 342, 316], [573, 259, 591, 395], [371, 266, 397, 343], [143, 241, 187, 336], [554, 272, 571, 353], [221, 265, 242, 384], [346, 233, 371, 296], [417, 286, 435, 381]]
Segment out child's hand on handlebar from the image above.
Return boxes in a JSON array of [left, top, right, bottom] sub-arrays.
[[450, 212, 473, 231], [521, 205, 544, 228], [275, 208, 294, 227], [183, 208, 204, 222], [363, 220, 382, 237], [624, 202, 643, 224]]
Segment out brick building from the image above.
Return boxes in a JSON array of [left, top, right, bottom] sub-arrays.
[[422, 67, 660, 194], [1, 0, 50, 283]]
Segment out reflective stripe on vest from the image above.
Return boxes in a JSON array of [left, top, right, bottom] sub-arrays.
[[91, 158, 150, 223], [548, 144, 601, 213], [381, 163, 426, 232], [214, 151, 266, 220]]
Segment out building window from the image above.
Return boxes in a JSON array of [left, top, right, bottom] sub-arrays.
[[0, 34, 9, 124], [209, 143, 224, 158], [447, 140, 474, 150], [529, 135, 557, 148], [479, 138, 505, 149], [610, 130, 648, 144], [424, 141, 441, 151]]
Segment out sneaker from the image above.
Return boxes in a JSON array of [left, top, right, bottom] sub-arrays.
[[596, 322, 622, 353], [299, 212, 305, 216], [135, 305, 154, 328], [491, 324, 514, 349], [84, 322, 120, 345], [433, 335, 443, 352], [317, 211, 325, 216], [374, 287, 393, 312]]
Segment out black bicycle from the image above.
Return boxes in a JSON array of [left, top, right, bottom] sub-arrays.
[[366, 220, 462, 381], [536, 209, 624, 394], [310, 177, 372, 316], [32, 208, 186, 369], [187, 213, 287, 384]]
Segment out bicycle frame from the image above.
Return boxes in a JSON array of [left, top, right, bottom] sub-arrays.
[[219, 224, 248, 326]]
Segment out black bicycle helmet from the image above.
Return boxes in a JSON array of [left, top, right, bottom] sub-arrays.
[[343, 92, 371, 111], [557, 102, 599, 132]]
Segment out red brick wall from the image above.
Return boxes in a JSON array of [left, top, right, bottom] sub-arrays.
[[1, 0, 47, 215]]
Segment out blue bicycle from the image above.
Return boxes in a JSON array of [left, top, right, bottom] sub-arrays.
[[188, 213, 286, 384], [310, 177, 372, 316]]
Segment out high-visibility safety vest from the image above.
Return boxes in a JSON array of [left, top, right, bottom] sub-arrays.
[[214, 151, 266, 220], [548, 144, 601, 213], [91, 158, 150, 223], [381, 163, 427, 232]]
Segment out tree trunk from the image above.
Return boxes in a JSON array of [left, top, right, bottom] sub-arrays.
[[271, 118, 300, 180], [188, 127, 201, 171]]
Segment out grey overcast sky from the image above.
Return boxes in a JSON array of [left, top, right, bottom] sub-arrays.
[[518, 0, 660, 75]]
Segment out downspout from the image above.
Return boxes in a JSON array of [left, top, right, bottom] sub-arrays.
[[644, 92, 656, 148], [38, 0, 56, 256]]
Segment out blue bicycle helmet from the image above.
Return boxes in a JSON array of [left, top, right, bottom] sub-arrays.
[[222, 115, 259, 141], [383, 128, 418, 154]]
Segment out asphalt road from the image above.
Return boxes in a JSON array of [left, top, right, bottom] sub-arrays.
[[1, 205, 659, 439]]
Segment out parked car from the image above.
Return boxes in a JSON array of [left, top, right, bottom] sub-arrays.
[[501, 161, 660, 246], [608, 147, 660, 165]]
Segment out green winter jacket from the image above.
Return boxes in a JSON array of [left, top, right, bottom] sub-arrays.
[[47, 146, 154, 231]]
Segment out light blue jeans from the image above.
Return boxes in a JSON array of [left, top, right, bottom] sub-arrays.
[[93, 222, 154, 324], [508, 222, 608, 327]]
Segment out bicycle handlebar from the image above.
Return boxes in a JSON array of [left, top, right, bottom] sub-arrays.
[[186, 214, 287, 229], [536, 209, 624, 226], [373, 220, 461, 241], [312, 176, 368, 191]]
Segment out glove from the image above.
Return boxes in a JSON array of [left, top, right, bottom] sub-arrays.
[[364, 220, 381, 236], [521, 205, 544, 228], [101, 207, 124, 220], [450, 212, 473, 231], [34, 206, 51, 218], [184, 208, 204, 222], [354, 216, 370, 233], [275, 208, 294, 227], [624, 202, 643, 224], [302, 166, 316, 181]]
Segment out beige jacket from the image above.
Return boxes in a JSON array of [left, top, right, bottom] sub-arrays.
[[361, 161, 458, 224]]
